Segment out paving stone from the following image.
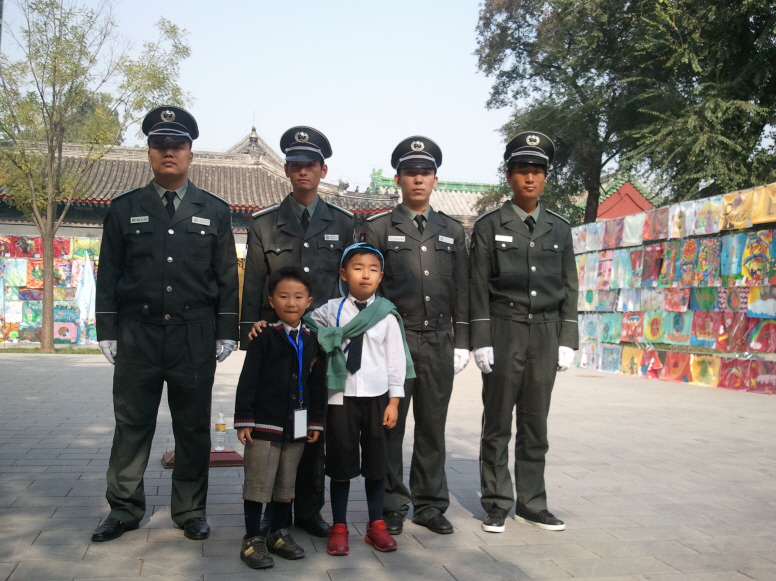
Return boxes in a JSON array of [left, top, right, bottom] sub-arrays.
[[483, 542, 599, 561], [580, 540, 699, 557], [444, 561, 530, 580], [327, 565, 455, 581], [654, 552, 776, 573], [10, 558, 142, 580]]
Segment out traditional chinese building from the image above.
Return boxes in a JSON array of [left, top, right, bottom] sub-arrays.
[[595, 171, 656, 219]]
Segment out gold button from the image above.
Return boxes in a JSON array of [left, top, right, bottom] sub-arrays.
[[421, 246, 427, 251], [164, 314, 170, 320], [167, 257, 173, 263], [304, 242, 309, 248], [509, 302, 514, 307], [168, 229, 174, 235], [276, 248, 281, 252]]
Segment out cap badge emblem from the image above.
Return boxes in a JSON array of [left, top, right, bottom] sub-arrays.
[[411, 140, 424, 151], [526, 134, 540, 146], [295, 131, 309, 143], [161, 110, 176, 122]]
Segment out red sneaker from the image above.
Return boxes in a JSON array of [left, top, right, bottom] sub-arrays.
[[327, 523, 349, 556], [365, 520, 397, 552]]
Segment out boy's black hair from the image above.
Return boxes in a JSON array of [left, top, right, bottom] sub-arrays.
[[341, 247, 384, 271], [267, 266, 313, 296]]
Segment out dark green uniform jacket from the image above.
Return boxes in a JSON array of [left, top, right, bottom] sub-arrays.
[[96, 180, 240, 341], [240, 194, 355, 346], [362, 204, 469, 349], [470, 203, 578, 350]]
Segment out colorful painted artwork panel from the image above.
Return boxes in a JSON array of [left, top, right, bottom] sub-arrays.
[[4, 285, 18, 301], [622, 213, 645, 246], [720, 233, 747, 287], [749, 319, 776, 353], [579, 342, 599, 369], [690, 355, 721, 387], [572, 225, 587, 254], [676, 239, 699, 287], [641, 243, 664, 287], [597, 250, 613, 290], [582, 289, 598, 311], [690, 311, 722, 348], [595, 291, 619, 312], [669, 201, 696, 239], [693, 196, 723, 235], [641, 289, 664, 312], [747, 286, 776, 319], [53, 259, 72, 287], [575, 254, 586, 289], [26, 259, 44, 289], [751, 184, 776, 225], [0, 236, 14, 257], [580, 314, 599, 342], [71, 238, 101, 259], [663, 311, 692, 345], [664, 288, 690, 312], [621, 346, 643, 376], [716, 312, 751, 352], [18, 289, 42, 301], [0, 258, 5, 277], [13, 236, 37, 258], [601, 344, 622, 373], [577, 292, 587, 312], [690, 287, 718, 312], [603, 217, 624, 249], [658, 239, 680, 288], [717, 287, 748, 312], [662, 352, 693, 382], [1, 322, 19, 341], [621, 312, 645, 343], [610, 249, 630, 290], [53, 304, 79, 323], [720, 189, 754, 230], [601, 313, 623, 343], [718, 358, 752, 390], [53, 287, 76, 301], [53, 322, 78, 344], [4, 300, 22, 323], [643, 206, 670, 241], [33, 237, 71, 259], [5, 259, 26, 287], [586, 222, 604, 251], [617, 289, 641, 312], [585, 252, 599, 290], [643, 311, 666, 343], [753, 374, 776, 395], [629, 247, 643, 288], [18, 322, 40, 342], [639, 349, 665, 379], [694, 238, 722, 287], [742, 230, 772, 286], [22, 301, 42, 323]]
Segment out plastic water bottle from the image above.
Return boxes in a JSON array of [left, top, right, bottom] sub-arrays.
[[215, 412, 226, 452]]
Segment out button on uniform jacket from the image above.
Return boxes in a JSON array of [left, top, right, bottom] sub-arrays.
[[240, 195, 355, 346], [361, 205, 470, 349], [234, 323, 326, 441], [95, 180, 239, 341], [469, 203, 578, 350]]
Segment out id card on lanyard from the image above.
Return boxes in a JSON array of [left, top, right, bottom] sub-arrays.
[[286, 330, 307, 440]]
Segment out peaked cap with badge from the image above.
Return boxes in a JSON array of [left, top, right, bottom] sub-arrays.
[[142, 106, 199, 144], [280, 126, 332, 163], [504, 131, 555, 168], [391, 136, 442, 171]]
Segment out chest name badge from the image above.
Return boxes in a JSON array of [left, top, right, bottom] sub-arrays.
[[192, 216, 211, 226], [130, 216, 149, 223], [388, 235, 405, 242], [324, 234, 339, 241], [495, 234, 513, 243], [439, 235, 454, 244]]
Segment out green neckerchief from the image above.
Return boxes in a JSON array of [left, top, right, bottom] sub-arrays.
[[302, 296, 416, 391]]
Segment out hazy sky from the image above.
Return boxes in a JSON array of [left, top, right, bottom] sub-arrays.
[[3, 1, 514, 190]]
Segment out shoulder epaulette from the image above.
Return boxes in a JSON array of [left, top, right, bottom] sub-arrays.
[[545, 209, 570, 224], [328, 203, 354, 218], [474, 207, 500, 222], [366, 209, 393, 222], [252, 204, 279, 218], [111, 187, 141, 201], [437, 210, 463, 224], [201, 189, 229, 205]]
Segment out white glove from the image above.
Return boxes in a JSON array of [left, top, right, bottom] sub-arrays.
[[474, 346, 494, 374], [557, 346, 575, 371], [216, 339, 237, 362], [453, 348, 470, 374], [99, 340, 117, 365]]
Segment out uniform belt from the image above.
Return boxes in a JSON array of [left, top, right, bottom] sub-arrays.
[[490, 303, 560, 323], [119, 305, 215, 324], [401, 314, 453, 332]]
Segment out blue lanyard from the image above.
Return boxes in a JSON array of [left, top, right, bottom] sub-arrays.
[[285, 329, 304, 406], [336, 298, 351, 353]]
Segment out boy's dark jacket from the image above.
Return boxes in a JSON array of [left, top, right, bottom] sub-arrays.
[[234, 322, 326, 441]]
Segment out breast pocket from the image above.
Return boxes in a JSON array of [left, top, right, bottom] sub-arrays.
[[125, 222, 155, 258], [434, 239, 456, 276], [494, 239, 522, 273], [385, 239, 413, 276], [187, 224, 217, 261], [542, 239, 563, 273], [318, 239, 344, 274], [264, 240, 295, 271]]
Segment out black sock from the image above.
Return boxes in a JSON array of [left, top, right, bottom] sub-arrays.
[[270, 500, 292, 533], [364, 478, 385, 525], [244, 500, 263, 538], [330, 479, 350, 524]]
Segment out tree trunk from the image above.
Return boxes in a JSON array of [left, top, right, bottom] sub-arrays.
[[40, 231, 55, 353], [583, 170, 603, 224]]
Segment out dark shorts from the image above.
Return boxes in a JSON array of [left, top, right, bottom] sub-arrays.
[[325, 393, 389, 481]]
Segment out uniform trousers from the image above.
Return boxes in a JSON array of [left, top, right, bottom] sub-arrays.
[[384, 329, 454, 523], [480, 317, 559, 514], [293, 432, 326, 519], [106, 318, 216, 526]]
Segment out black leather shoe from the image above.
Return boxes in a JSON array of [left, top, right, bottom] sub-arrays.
[[258, 514, 271, 537], [384, 511, 404, 535], [91, 517, 139, 542], [267, 528, 305, 560], [183, 517, 210, 540], [413, 512, 454, 535], [294, 512, 330, 538]]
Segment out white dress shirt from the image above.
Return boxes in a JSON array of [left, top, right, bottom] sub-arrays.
[[311, 293, 406, 405]]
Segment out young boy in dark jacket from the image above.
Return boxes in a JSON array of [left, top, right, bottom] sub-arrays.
[[234, 267, 326, 569]]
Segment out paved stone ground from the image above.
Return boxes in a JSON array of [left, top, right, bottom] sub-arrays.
[[1, 353, 775, 581]]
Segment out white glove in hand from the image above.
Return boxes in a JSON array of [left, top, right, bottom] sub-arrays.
[[474, 346, 494, 374], [557, 346, 575, 371], [453, 348, 470, 375], [99, 340, 117, 365], [216, 339, 237, 363]]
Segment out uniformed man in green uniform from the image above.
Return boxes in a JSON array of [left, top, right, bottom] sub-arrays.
[[93, 107, 240, 542], [362, 137, 469, 535], [241, 126, 354, 537], [470, 132, 578, 534]]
